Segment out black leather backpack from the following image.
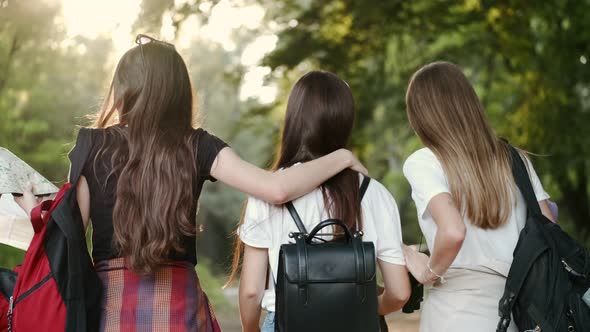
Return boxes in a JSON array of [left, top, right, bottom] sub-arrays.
[[497, 147, 590, 332], [275, 176, 379, 332]]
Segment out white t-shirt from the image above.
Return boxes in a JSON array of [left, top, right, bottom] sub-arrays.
[[238, 174, 405, 312], [403, 148, 550, 276]]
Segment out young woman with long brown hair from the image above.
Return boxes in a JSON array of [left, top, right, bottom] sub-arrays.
[[14, 36, 367, 331], [401, 62, 555, 331], [228, 71, 410, 332]]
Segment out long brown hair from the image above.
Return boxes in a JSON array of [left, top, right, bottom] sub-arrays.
[[226, 71, 362, 286], [93, 38, 198, 274], [406, 61, 516, 229]]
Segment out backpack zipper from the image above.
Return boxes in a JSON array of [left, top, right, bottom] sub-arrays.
[[566, 307, 576, 331], [7, 295, 13, 332], [6, 272, 53, 332], [523, 327, 541, 332], [561, 259, 584, 278], [14, 273, 52, 304]]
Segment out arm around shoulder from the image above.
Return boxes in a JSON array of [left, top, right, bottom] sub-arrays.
[[210, 147, 366, 204]]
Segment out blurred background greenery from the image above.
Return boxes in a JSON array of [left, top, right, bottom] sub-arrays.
[[1, 0, 589, 322]]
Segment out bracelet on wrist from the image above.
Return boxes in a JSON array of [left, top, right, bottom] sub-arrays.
[[426, 260, 446, 284]]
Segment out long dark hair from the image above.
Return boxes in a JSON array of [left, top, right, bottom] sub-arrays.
[[92, 37, 198, 274], [226, 70, 361, 286]]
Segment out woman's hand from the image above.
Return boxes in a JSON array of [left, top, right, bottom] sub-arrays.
[[13, 183, 42, 217], [341, 149, 368, 175], [402, 244, 438, 285]]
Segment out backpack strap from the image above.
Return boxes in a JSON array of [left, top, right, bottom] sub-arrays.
[[286, 202, 308, 235], [30, 200, 54, 233], [285, 174, 372, 235], [497, 146, 548, 331], [508, 146, 543, 216], [359, 175, 371, 201], [356, 175, 371, 231]]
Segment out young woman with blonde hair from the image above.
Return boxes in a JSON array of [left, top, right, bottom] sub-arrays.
[[14, 35, 367, 331], [401, 62, 555, 331]]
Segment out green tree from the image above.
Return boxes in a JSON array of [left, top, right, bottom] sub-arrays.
[[0, 0, 112, 267], [184, 36, 279, 272], [137, 0, 590, 244], [0, 0, 112, 182], [250, 0, 590, 242]]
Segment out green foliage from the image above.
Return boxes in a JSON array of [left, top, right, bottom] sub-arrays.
[[195, 258, 231, 310], [0, 244, 24, 268], [185, 36, 280, 273], [2, 0, 588, 285], [0, 0, 112, 183], [0, 0, 112, 267], [246, 0, 590, 243]]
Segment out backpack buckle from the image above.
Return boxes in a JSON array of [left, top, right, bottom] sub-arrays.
[[561, 259, 585, 279], [523, 327, 541, 332], [288, 232, 307, 239]]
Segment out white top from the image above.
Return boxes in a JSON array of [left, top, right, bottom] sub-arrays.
[[238, 174, 405, 312], [403, 148, 550, 276]]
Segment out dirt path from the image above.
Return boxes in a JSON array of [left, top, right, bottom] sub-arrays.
[[386, 311, 420, 332], [216, 309, 420, 332], [216, 287, 420, 331]]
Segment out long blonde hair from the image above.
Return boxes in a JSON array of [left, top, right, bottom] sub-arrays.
[[406, 61, 516, 229]]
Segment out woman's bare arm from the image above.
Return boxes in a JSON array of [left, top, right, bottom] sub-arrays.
[[378, 260, 411, 314], [75, 176, 91, 230], [539, 199, 556, 223], [239, 245, 268, 332], [403, 194, 555, 284], [424, 193, 466, 278], [210, 147, 367, 205], [403, 193, 465, 284]]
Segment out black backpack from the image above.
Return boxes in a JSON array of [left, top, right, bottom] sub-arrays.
[[497, 147, 590, 332], [275, 176, 379, 332]]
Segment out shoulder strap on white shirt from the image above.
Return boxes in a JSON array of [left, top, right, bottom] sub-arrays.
[[359, 175, 371, 201], [285, 174, 371, 234]]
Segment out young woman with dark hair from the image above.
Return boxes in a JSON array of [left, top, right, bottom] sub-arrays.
[[402, 62, 555, 331], [14, 36, 367, 331], [228, 71, 410, 332]]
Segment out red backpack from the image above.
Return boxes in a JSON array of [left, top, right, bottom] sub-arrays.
[[0, 129, 102, 332], [0, 269, 16, 331]]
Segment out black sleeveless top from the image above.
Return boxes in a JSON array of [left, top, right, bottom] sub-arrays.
[[70, 126, 228, 264]]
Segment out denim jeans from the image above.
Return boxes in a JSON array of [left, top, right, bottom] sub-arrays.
[[261, 311, 275, 332]]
